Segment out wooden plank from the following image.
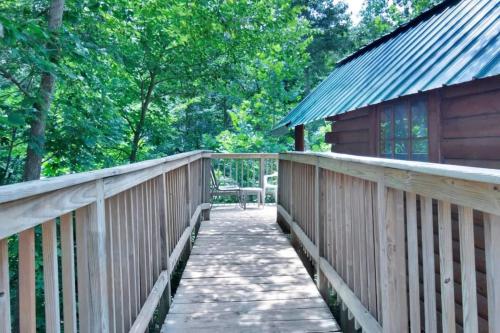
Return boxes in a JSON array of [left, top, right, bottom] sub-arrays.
[[60, 213, 77, 333], [484, 213, 500, 333], [320, 258, 381, 332], [364, 180, 377, 317], [129, 271, 169, 333], [42, 219, 61, 333], [377, 185, 407, 332], [421, 196, 437, 333], [458, 206, 479, 332], [75, 180, 110, 333], [405, 192, 421, 333], [437, 200, 456, 333], [0, 238, 11, 332], [169, 297, 328, 314], [19, 228, 36, 333], [162, 207, 339, 333]]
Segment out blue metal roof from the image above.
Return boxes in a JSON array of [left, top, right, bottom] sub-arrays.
[[275, 0, 500, 130]]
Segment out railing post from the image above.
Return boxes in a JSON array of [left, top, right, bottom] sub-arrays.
[[201, 156, 211, 220], [76, 179, 110, 333], [259, 158, 265, 205], [315, 158, 328, 298], [377, 181, 407, 332]]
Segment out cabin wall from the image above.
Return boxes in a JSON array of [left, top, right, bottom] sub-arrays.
[[325, 107, 377, 156], [439, 76, 500, 168]]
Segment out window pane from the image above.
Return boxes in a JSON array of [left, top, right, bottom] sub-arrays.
[[411, 100, 428, 138], [380, 107, 393, 141], [412, 138, 429, 161], [394, 104, 409, 139], [381, 140, 392, 155], [394, 139, 409, 160]]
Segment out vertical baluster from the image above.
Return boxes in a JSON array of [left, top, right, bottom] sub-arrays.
[[104, 200, 115, 333], [406, 193, 421, 333], [484, 213, 500, 333], [42, 219, 61, 333], [110, 195, 123, 332], [421, 196, 437, 333], [0, 237, 11, 332], [365, 181, 377, 317], [19, 228, 36, 333], [437, 200, 455, 333], [458, 206, 478, 332]]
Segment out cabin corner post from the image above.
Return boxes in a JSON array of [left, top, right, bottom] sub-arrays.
[[376, 178, 408, 332], [294, 125, 305, 151], [315, 158, 328, 298]]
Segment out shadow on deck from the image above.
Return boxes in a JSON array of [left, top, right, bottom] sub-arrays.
[[161, 205, 341, 333]]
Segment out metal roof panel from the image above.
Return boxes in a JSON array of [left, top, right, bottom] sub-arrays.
[[276, 0, 500, 130]]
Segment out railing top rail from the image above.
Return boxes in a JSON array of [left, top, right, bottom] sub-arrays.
[[211, 153, 279, 159], [0, 150, 211, 204], [281, 151, 500, 186]]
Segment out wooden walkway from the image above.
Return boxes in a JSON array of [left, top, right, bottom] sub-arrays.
[[161, 205, 341, 333]]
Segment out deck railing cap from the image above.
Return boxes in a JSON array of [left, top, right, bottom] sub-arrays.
[[0, 150, 212, 204], [280, 151, 500, 185]]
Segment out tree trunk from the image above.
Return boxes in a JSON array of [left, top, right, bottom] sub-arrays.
[[129, 73, 156, 163], [23, 0, 65, 181]]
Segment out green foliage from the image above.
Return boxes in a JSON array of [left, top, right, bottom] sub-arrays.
[[0, 0, 446, 328]]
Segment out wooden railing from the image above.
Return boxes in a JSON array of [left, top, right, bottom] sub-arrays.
[[278, 152, 500, 333], [211, 153, 278, 202], [0, 151, 212, 333]]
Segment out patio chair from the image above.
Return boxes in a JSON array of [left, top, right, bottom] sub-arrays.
[[263, 172, 278, 203], [210, 166, 241, 207]]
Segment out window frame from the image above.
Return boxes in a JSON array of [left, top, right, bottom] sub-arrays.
[[378, 98, 429, 161]]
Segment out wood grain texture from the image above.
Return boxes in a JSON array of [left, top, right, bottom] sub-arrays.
[[405, 192, 421, 333], [162, 207, 340, 333], [60, 213, 77, 333], [458, 206, 479, 333], [421, 196, 437, 333], [19, 228, 36, 333], [0, 238, 11, 333], [437, 200, 455, 333], [42, 219, 61, 333], [484, 213, 500, 333]]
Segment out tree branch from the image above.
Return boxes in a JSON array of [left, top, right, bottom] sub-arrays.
[[0, 68, 33, 97]]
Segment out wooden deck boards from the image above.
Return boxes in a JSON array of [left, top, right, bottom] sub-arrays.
[[161, 206, 341, 333]]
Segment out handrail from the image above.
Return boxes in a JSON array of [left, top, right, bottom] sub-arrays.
[[278, 151, 500, 333], [0, 150, 211, 204], [0, 151, 212, 333]]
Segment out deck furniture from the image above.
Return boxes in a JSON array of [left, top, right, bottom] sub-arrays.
[[240, 186, 264, 209], [209, 165, 241, 206], [263, 171, 278, 203]]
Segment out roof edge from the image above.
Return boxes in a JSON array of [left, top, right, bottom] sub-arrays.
[[337, 0, 460, 66]]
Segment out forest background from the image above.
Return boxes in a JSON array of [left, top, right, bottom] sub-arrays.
[[1, 0, 442, 185]]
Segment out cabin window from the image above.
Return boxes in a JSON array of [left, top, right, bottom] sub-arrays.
[[379, 100, 428, 161]]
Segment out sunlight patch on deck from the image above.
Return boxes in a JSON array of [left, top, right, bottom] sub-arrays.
[[161, 205, 341, 333]]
